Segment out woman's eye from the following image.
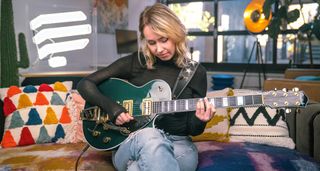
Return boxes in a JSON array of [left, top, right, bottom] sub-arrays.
[[147, 40, 156, 45], [160, 38, 168, 43]]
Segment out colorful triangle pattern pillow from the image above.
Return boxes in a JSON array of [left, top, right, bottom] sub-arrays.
[[0, 81, 75, 148]]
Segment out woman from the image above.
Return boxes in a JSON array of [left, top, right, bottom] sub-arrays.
[[77, 3, 215, 171]]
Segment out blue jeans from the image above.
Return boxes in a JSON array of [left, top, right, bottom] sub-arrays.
[[112, 127, 198, 171]]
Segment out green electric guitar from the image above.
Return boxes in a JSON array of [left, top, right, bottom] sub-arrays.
[[80, 78, 308, 151]]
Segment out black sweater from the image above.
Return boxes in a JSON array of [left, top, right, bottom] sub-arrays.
[[77, 52, 208, 136]]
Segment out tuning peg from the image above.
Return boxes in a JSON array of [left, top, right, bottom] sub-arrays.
[[292, 87, 299, 92], [274, 88, 278, 91], [282, 88, 288, 92]]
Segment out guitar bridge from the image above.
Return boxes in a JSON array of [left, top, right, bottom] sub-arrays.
[[123, 100, 133, 116]]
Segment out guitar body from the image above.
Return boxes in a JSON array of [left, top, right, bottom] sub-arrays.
[[82, 78, 172, 150]]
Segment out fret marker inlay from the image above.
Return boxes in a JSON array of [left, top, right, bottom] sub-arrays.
[[237, 96, 244, 106], [222, 98, 228, 107]]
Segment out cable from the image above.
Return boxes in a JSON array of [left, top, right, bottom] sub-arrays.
[[75, 143, 90, 171]]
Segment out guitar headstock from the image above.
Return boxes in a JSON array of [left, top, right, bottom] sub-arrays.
[[263, 88, 309, 109]]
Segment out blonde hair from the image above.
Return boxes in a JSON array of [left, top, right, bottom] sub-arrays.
[[139, 3, 188, 69]]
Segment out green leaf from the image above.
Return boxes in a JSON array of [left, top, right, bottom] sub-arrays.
[[267, 18, 281, 38], [278, 6, 288, 19], [299, 23, 312, 33], [287, 9, 300, 23], [263, 0, 276, 18], [313, 20, 320, 40]]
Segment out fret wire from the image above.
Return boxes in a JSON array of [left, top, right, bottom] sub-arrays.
[[215, 97, 222, 108], [154, 102, 157, 113], [229, 96, 236, 107], [152, 102, 156, 113], [253, 95, 262, 105], [245, 95, 252, 105], [177, 100, 181, 111]]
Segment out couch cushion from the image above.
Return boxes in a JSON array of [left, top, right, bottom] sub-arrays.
[[295, 76, 320, 81], [0, 81, 79, 148]]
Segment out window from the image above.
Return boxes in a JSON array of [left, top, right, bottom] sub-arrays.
[[165, 0, 320, 72]]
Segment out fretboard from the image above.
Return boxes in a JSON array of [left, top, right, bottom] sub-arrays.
[[151, 95, 263, 114]]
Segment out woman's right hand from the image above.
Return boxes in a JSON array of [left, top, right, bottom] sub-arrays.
[[115, 112, 134, 125]]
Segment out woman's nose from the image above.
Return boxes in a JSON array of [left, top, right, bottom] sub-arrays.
[[156, 44, 164, 53]]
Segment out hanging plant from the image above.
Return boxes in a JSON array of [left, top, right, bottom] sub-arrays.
[[262, 0, 300, 38], [298, 1, 320, 40], [263, 0, 320, 40]]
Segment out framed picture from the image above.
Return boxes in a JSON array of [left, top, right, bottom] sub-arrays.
[[95, 0, 129, 33]]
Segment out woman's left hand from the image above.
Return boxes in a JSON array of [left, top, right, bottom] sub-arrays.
[[195, 97, 216, 122]]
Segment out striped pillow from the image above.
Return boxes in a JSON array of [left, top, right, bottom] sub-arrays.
[[228, 89, 295, 149]]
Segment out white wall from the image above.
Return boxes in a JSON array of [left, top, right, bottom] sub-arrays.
[[97, 0, 156, 66], [11, 0, 156, 73]]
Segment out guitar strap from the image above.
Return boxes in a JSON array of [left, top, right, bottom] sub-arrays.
[[172, 60, 199, 99]]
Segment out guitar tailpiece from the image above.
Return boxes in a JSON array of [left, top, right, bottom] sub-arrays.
[[119, 127, 131, 135], [102, 123, 131, 135]]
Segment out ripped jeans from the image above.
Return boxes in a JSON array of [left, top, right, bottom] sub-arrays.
[[112, 127, 198, 171]]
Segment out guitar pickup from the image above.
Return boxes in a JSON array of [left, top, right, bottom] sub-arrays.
[[123, 100, 133, 116], [142, 98, 152, 116]]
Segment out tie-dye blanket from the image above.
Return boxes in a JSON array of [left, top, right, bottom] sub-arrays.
[[196, 141, 320, 171], [0, 142, 115, 170], [0, 141, 319, 171]]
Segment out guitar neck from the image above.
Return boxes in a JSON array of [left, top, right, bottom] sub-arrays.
[[152, 94, 263, 114]]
